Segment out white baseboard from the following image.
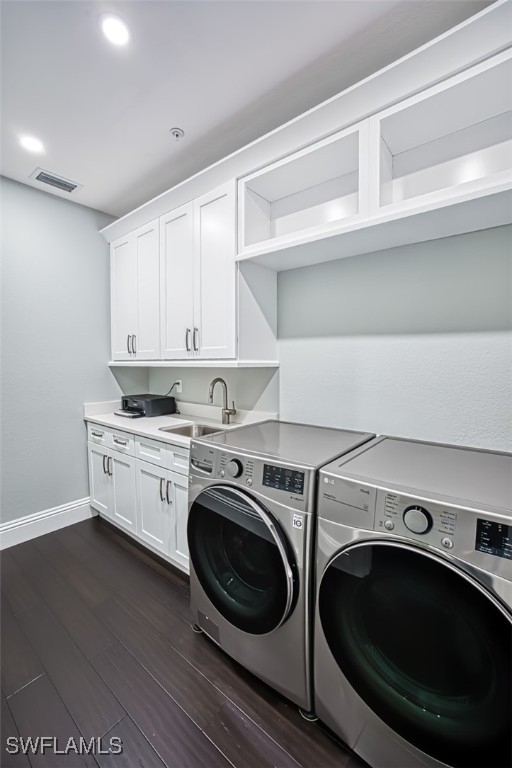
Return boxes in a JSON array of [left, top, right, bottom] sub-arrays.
[[0, 498, 97, 550]]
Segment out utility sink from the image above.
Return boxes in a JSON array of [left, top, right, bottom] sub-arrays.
[[158, 424, 224, 438]]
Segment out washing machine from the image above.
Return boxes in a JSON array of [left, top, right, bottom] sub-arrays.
[[314, 435, 512, 768], [187, 419, 374, 714]]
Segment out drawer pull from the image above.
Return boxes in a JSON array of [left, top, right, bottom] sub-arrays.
[[113, 437, 128, 446], [166, 480, 172, 505], [185, 328, 191, 352], [108, 456, 113, 476], [102, 455, 107, 474], [132, 334, 137, 354], [127, 334, 132, 354], [92, 431, 104, 438], [159, 477, 165, 502], [193, 327, 199, 352]]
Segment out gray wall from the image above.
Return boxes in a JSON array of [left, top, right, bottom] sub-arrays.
[[278, 225, 512, 451], [0, 177, 142, 523], [149, 367, 279, 414]]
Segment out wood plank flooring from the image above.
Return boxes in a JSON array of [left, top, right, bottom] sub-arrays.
[[1, 518, 365, 768]]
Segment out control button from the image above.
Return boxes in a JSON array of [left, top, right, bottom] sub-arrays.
[[219, 470, 225, 478], [384, 520, 395, 531], [441, 537, 454, 549], [403, 506, 433, 535], [226, 459, 243, 478], [246, 478, 253, 487]]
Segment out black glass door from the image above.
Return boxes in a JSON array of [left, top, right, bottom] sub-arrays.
[[319, 542, 511, 768], [188, 486, 296, 635]]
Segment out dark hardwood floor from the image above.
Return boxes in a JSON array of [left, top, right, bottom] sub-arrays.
[[1, 518, 364, 768]]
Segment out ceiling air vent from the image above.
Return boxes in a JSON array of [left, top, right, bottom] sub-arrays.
[[29, 167, 82, 193]]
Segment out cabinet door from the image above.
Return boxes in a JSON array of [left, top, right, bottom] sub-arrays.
[[160, 203, 195, 359], [111, 234, 137, 360], [134, 220, 160, 360], [88, 443, 111, 517], [135, 460, 170, 556], [194, 182, 236, 359], [110, 452, 137, 534], [169, 471, 189, 571]]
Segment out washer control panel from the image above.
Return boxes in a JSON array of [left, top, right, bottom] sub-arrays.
[[375, 490, 458, 550], [190, 441, 311, 511]]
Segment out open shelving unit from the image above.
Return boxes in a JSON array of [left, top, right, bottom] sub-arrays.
[[238, 125, 363, 254], [377, 50, 512, 209], [236, 48, 512, 272]]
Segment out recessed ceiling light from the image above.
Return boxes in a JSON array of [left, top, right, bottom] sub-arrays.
[[101, 14, 129, 46], [19, 135, 44, 153]]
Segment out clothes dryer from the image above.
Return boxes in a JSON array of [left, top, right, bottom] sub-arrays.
[[314, 436, 512, 768], [187, 420, 374, 715]]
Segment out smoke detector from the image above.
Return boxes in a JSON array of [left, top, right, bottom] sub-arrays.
[[170, 127, 185, 141]]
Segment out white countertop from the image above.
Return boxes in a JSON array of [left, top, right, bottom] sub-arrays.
[[83, 399, 277, 448]]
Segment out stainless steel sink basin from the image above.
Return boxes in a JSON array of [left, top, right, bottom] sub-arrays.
[[158, 424, 223, 437]]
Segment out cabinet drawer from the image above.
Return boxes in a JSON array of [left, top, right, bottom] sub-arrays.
[[88, 424, 109, 444], [108, 430, 135, 455], [135, 436, 170, 468], [168, 444, 190, 475]]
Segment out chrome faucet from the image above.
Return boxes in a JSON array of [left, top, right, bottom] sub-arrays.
[[208, 377, 236, 425]]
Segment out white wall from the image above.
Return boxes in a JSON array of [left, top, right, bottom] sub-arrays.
[[149, 367, 279, 414], [278, 225, 512, 451], [0, 177, 147, 524]]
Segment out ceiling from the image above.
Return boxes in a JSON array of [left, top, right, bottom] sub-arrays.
[[1, 0, 492, 218]]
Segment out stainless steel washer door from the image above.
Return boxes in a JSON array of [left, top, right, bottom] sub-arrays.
[[188, 486, 297, 635], [318, 541, 512, 768]]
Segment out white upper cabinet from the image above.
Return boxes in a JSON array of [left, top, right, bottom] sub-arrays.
[[193, 183, 236, 359], [161, 181, 236, 360], [111, 235, 136, 360], [111, 219, 160, 360], [160, 203, 195, 359]]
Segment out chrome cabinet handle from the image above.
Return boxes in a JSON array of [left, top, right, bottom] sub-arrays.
[[113, 437, 128, 446], [102, 455, 107, 474], [108, 456, 113, 476], [185, 328, 191, 352], [127, 334, 132, 354], [193, 327, 199, 352], [159, 477, 165, 502], [132, 334, 137, 354], [166, 480, 172, 505], [92, 430, 104, 438]]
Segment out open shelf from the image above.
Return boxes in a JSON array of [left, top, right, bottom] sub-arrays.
[[239, 125, 361, 253], [378, 51, 512, 208], [108, 360, 279, 368]]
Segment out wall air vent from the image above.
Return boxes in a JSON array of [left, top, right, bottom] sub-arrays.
[[29, 167, 82, 194]]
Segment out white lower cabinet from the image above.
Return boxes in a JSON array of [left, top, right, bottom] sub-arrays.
[[110, 452, 137, 534], [136, 460, 171, 555], [172, 472, 189, 571], [88, 442, 136, 535], [88, 428, 190, 573], [88, 443, 111, 516], [135, 460, 189, 571]]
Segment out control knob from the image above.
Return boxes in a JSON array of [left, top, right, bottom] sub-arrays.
[[226, 459, 243, 478], [403, 505, 433, 535]]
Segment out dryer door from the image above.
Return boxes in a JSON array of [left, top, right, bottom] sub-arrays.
[[318, 541, 511, 768], [188, 486, 297, 635]]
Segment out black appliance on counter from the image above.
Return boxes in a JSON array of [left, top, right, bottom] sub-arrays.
[[115, 394, 177, 418]]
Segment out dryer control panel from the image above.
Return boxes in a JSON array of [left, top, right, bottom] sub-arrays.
[[375, 490, 458, 551]]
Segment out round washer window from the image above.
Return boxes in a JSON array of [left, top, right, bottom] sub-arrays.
[[188, 486, 297, 635], [319, 542, 511, 768]]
